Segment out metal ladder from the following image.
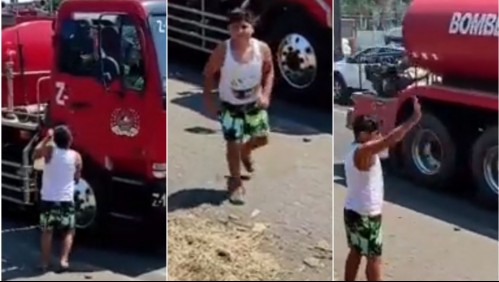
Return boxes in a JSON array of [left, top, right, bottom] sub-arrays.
[[1, 69, 50, 206], [1, 125, 40, 206]]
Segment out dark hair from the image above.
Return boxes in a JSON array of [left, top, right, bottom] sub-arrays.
[[227, 8, 256, 25], [53, 125, 73, 149], [352, 115, 379, 140]]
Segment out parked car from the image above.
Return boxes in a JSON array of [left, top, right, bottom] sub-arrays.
[[334, 45, 405, 104], [384, 26, 403, 46]]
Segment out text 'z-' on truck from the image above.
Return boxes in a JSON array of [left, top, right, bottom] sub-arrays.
[[168, 0, 333, 102], [347, 0, 498, 208], [2, 0, 167, 234]]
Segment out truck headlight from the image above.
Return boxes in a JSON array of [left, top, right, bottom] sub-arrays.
[[152, 162, 167, 178]]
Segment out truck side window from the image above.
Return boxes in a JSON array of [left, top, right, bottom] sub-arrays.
[[121, 18, 145, 92], [99, 21, 122, 84], [57, 19, 98, 76]]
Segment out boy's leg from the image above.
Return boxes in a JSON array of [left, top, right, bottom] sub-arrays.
[[39, 202, 54, 269], [60, 203, 76, 268], [366, 256, 382, 281], [241, 109, 270, 172], [344, 209, 364, 281], [365, 215, 383, 281], [345, 248, 362, 281], [40, 230, 53, 268], [220, 108, 245, 202]]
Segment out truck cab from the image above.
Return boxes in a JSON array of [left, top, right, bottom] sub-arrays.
[[2, 0, 166, 232]]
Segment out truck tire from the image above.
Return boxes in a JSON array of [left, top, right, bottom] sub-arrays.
[[401, 112, 456, 189], [334, 72, 350, 105], [74, 161, 109, 240], [470, 126, 498, 208], [263, 10, 331, 103]]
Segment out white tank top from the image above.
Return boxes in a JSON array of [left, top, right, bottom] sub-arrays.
[[344, 143, 384, 215], [218, 38, 263, 105], [41, 147, 77, 202]]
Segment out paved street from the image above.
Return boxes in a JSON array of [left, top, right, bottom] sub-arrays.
[[333, 105, 499, 281], [2, 212, 166, 281], [167, 59, 333, 281]]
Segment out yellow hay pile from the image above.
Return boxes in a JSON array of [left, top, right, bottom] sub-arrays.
[[168, 215, 281, 281]]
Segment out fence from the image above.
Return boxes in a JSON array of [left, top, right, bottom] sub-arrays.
[[342, 11, 406, 50]]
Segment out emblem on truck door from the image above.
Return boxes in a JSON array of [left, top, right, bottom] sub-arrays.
[[110, 108, 140, 137]]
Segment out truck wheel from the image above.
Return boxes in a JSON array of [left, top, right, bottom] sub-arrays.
[[334, 73, 350, 105], [264, 10, 331, 102], [470, 126, 498, 208], [401, 113, 456, 189], [74, 164, 108, 238]]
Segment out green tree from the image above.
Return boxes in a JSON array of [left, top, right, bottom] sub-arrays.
[[342, 0, 377, 16]]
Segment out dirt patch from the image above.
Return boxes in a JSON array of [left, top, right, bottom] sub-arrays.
[[168, 214, 281, 281]]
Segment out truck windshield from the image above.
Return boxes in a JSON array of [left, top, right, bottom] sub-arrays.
[[149, 14, 166, 85]]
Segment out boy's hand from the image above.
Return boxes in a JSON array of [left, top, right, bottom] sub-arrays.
[[257, 95, 270, 109], [412, 96, 422, 121]]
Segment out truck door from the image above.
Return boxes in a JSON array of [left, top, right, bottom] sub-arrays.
[[53, 15, 110, 163], [55, 13, 149, 170]]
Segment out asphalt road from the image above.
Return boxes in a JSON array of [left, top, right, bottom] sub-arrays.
[[333, 105, 499, 281], [2, 211, 167, 281], [167, 59, 333, 281]]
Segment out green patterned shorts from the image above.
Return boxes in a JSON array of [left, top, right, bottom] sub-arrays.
[[219, 102, 269, 142], [344, 209, 383, 257], [40, 201, 76, 232]]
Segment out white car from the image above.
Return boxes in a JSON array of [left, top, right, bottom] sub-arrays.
[[334, 45, 405, 103]]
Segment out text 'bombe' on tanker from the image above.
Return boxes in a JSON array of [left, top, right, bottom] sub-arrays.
[[449, 12, 499, 37]]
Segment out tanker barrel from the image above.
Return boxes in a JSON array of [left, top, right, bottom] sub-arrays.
[[403, 0, 498, 81]]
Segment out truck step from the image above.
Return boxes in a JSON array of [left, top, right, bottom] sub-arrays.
[[2, 118, 39, 131], [2, 195, 34, 206], [2, 159, 37, 206], [109, 212, 143, 222], [111, 176, 144, 186]]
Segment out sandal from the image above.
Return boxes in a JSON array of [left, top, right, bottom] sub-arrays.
[[227, 177, 245, 205], [56, 263, 70, 274], [37, 263, 51, 273]]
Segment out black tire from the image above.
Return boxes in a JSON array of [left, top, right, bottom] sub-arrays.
[[401, 113, 457, 189], [262, 10, 331, 103], [470, 126, 498, 209], [334, 72, 351, 105]]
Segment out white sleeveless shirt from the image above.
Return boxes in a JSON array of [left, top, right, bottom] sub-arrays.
[[344, 143, 384, 215], [218, 38, 263, 105], [41, 147, 77, 202]]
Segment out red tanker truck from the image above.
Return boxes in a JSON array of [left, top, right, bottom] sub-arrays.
[[2, 0, 167, 233], [347, 0, 498, 208], [168, 0, 332, 102], [2, 20, 53, 107]]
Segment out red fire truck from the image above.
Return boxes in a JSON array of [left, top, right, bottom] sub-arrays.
[[2, 0, 167, 232], [347, 0, 498, 208], [168, 0, 332, 101]]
